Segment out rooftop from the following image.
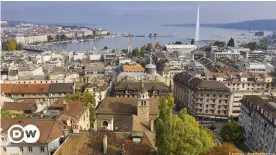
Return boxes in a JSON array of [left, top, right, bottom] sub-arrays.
[[54, 131, 155, 155], [165, 44, 197, 49]]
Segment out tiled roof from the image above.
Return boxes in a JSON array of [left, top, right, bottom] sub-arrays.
[[1, 119, 64, 144], [1, 84, 16, 93], [96, 97, 160, 115], [48, 83, 74, 93], [54, 131, 155, 155], [123, 65, 145, 72], [115, 80, 169, 91], [12, 84, 50, 94], [2, 102, 37, 111]]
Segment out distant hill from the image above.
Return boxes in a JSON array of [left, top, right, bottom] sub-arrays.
[[161, 19, 276, 31]]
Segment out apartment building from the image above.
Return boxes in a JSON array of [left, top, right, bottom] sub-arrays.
[[1, 83, 75, 102], [197, 72, 275, 117], [173, 72, 231, 122], [239, 95, 276, 153]]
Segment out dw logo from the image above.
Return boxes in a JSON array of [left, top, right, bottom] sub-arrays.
[[7, 124, 40, 143]]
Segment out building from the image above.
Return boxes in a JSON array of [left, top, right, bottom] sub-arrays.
[[122, 65, 145, 73], [84, 63, 105, 77], [173, 72, 231, 122], [187, 71, 276, 117], [95, 80, 160, 132], [165, 45, 197, 57], [239, 95, 276, 153], [240, 50, 266, 60], [53, 131, 155, 155], [115, 80, 171, 98], [1, 83, 75, 102], [210, 49, 240, 62], [1, 119, 65, 155]]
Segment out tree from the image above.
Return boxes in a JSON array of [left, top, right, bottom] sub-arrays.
[[122, 49, 128, 53], [16, 43, 23, 50], [213, 41, 226, 47], [1, 110, 31, 119], [175, 41, 183, 45], [64, 92, 96, 127], [247, 42, 257, 50], [191, 39, 195, 45], [55, 34, 61, 41], [140, 46, 146, 57], [220, 120, 245, 147], [132, 48, 139, 57], [47, 35, 54, 42], [146, 42, 153, 51], [6, 39, 17, 51], [227, 38, 235, 47], [155, 94, 215, 155], [205, 143, 243, 155], [103, 46, 108, 50], [155, 42, 161, 48], [60, 34, 67, 40]]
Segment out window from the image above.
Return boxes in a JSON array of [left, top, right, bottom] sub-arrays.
[[206, 99, 209, 102], [20, 147, 23, 152], [28, 147, 32, 152], [207, 94, 209, 97], [102, 121, 108, 127], [1, 138, 4, 141], [213, 94, 216, 97], [40, 147, 45, 152], [3, 147, 6, 152]]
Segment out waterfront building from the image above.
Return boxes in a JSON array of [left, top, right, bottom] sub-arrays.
[[164, 45, 197, 58], [239, 95, 276, 153]]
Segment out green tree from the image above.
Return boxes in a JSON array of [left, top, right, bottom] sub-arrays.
[[64, 92, 96, 127], [16, 43, 23, 50], [55, 34, 61, 41], [220, 120, 245, 147], [47, 35, 54, 42], [213, 41, 226, 47], [191, 39, 195, 45], [146, 42, 153, 51], [227, 38, 235, 47], [122, 49, 128, 53], [60, 34, 67, 40], [140, 46, 146, 57], [1, 41, 8, 51], [103, 46, 108, 50], [247, 42, 257, 50], [155, 94, 215, 155], [132, 48, 139, 57], [175, 41, 183, 45], [1, 110, 31, 119]]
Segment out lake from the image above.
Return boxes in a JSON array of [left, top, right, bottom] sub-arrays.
[[51, 25, 272, 51]]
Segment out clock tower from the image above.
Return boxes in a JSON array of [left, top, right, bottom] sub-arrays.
[[137, 80, 150, 124]]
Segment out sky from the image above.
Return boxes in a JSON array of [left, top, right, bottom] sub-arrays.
[[1, 1, 276, 26]]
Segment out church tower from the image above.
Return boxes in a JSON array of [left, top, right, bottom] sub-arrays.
[[137, 80, 150, 124]]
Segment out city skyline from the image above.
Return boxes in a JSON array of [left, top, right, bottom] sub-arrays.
[[2, 1, 276, 26]]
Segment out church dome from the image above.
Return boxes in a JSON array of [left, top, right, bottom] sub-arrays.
[[145, 64, 156, 69]]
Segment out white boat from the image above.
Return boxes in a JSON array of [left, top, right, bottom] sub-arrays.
[[79, 39, 84, 42], [71, 39, 79, 43]]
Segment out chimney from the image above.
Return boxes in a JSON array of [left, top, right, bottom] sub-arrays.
[[150, 120, 154, 132], [63, 100, 69, 111], [103, 134, 107, 154]]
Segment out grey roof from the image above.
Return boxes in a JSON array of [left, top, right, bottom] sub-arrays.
[[174, 72, 229, 91], [145, 64, 156, 69], [48, 83, 74, 93], [50, 67, 66, 74]]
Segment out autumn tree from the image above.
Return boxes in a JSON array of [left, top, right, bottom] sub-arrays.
[[155, 94, 215, 155], [64, 92, 96, 127], [47, 35, 54, 42], [60, 34, 67, 40], [205, 143, 243, 155], [227, 38, 235, 47], [155, 42, 161, 48], [146, 42, 153, 51], [220, 120, 245, 147]]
